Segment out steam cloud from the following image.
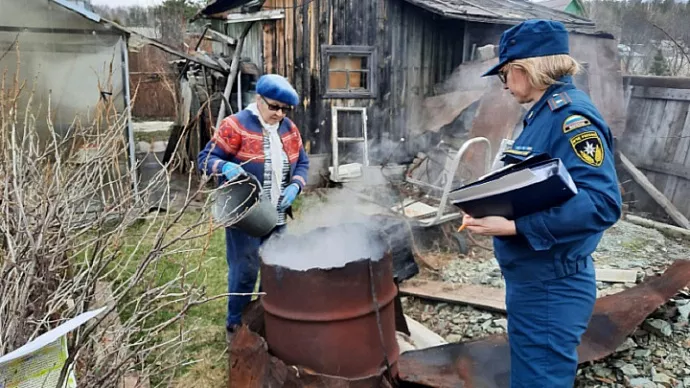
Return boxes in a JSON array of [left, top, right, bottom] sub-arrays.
[[259, 189, 394, 271]]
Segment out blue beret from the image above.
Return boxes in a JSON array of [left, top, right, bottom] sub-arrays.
[[482, 19, 570, 77], [256, 74, 299, 106]]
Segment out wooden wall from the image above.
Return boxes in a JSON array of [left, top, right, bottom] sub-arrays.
[[260, 0, 465, 163], [129, 45, 177, 120], [618, 75, 690, 222]]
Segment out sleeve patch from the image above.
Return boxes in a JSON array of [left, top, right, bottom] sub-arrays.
[[563, 114, 591, 133], [569, 130, 604, 167]]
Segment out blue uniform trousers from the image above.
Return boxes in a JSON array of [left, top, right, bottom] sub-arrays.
[[505, 258, 596, 388], [225, 225, 284, 330]]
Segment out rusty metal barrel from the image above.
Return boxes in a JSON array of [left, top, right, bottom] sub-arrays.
[[260, 223, 400, 381]]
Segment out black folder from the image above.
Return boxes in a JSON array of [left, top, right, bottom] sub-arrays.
[[449, 154, 578, 220]]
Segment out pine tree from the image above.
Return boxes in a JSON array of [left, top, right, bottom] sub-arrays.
[[649, 49, 669, 76]]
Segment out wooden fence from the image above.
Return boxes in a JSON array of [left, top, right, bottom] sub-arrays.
[[617, 75, 690, 225]]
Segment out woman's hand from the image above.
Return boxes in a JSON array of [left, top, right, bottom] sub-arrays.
[[462, 214, 517, 236]]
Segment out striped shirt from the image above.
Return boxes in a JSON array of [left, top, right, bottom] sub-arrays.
[[262, 134, 290, 225]]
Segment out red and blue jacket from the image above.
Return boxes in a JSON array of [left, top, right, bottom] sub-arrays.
[[197, 110, 310, 191]]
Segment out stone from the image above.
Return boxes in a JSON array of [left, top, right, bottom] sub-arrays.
[[652, 368, 674, 385], [592, 365, 614, 379], [645, 319, 673, 337], [446, 334, 462, 343], [493, 318, 508, 330], [617, 337, 638, 352], [629, 377, 657, 388], [636, 349, 652, 358], [684, 377, 690, 387], [655, 349, 668, 357], [620, 363, 640, 376], [481, 320, 492, 331], [679, 304, 690, 321]]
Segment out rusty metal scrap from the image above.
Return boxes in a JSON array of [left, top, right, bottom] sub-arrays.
[[397, 259, 690, 388], [398, 335, 511, 388], [577, 259, 690, 363], [228, 325, 394, 388]]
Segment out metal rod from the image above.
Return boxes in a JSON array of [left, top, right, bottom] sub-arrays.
[[120, 37, 140, 201]]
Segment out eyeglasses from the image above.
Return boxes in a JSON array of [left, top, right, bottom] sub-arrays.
[[261, 96, 293, 113], [498, 69, 508, 84]]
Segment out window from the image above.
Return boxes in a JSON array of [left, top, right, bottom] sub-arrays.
[[321, 45, 376, 98]]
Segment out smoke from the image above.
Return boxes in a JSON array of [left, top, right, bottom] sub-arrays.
[[260, 189, 394, 271], [259, 50, 507, 273]]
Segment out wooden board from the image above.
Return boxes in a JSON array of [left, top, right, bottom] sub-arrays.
[[595, 268, 638, 284], [631, 86, 690, 102], [619, 152, 690, 229], [399, 280, 506, 313]]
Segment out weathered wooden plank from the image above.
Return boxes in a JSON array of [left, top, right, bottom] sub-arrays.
[[635, 160, 690, 181], [596, 268, 638, 284], [624, 75, 690, 90], [277, 0, 286, 75], [399, 280, 507, 313], [669, 105, 690, 216], [263, 17, 276, 74], [285, 0, 294, 80], [625, 214, 690, 240], [654, 100, 683, 199], [619, 152, 690, 229], [661, 102, 690, 199], [631, 86, 690, 102]]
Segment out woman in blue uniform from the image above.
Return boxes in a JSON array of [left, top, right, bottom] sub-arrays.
[[462, 20, 622, 387], [197, 74, 310, 344]]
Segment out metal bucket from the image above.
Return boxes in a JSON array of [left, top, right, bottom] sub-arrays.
[[211, 174, 279, 238], [260, 224, 400, 381]]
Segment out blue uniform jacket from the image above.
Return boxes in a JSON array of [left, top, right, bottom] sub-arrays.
[[494, 76, 622, 282], [197, 110, 310, 192]]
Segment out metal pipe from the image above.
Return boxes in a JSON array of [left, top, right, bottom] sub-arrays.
[[120, 36, 139, 201]]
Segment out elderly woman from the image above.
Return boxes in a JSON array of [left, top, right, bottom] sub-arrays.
[[197, 74, 309, 342], [462, 20, 622, 387]]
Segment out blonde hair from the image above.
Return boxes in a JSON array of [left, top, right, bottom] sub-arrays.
[[503, 54, 581, 90]]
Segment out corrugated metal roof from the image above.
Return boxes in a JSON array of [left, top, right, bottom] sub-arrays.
[[198, 0, 261, 17], [402, 0, 595, 29], [50, 0, 101, 23], [535, 0, 572, 10]]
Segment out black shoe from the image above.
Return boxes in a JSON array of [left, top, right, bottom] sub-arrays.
[[226, 324, 239, 346]]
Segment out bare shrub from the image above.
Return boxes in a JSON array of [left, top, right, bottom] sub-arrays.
[[0, 49, 253, 387]]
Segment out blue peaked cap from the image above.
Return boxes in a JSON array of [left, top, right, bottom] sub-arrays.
[[482, 19, 570, 77], [256, 74, 299, 106]]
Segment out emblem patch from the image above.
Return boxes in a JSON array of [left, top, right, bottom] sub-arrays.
[[547, 92, 572, 111], [563, 114, 591, 133], [570, 131, 604, 167]]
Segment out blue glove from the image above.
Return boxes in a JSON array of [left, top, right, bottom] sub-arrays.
[[221, 162, 246, 181], [279, 183, 300, 211]]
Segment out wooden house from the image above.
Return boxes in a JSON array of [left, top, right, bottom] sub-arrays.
[[198, 0, 625, 183]]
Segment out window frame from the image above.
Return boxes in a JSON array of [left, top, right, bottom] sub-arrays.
[[321, 45, 377, 99]]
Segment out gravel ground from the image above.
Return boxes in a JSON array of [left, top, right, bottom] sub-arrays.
[[401, 219, 690, 388]]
